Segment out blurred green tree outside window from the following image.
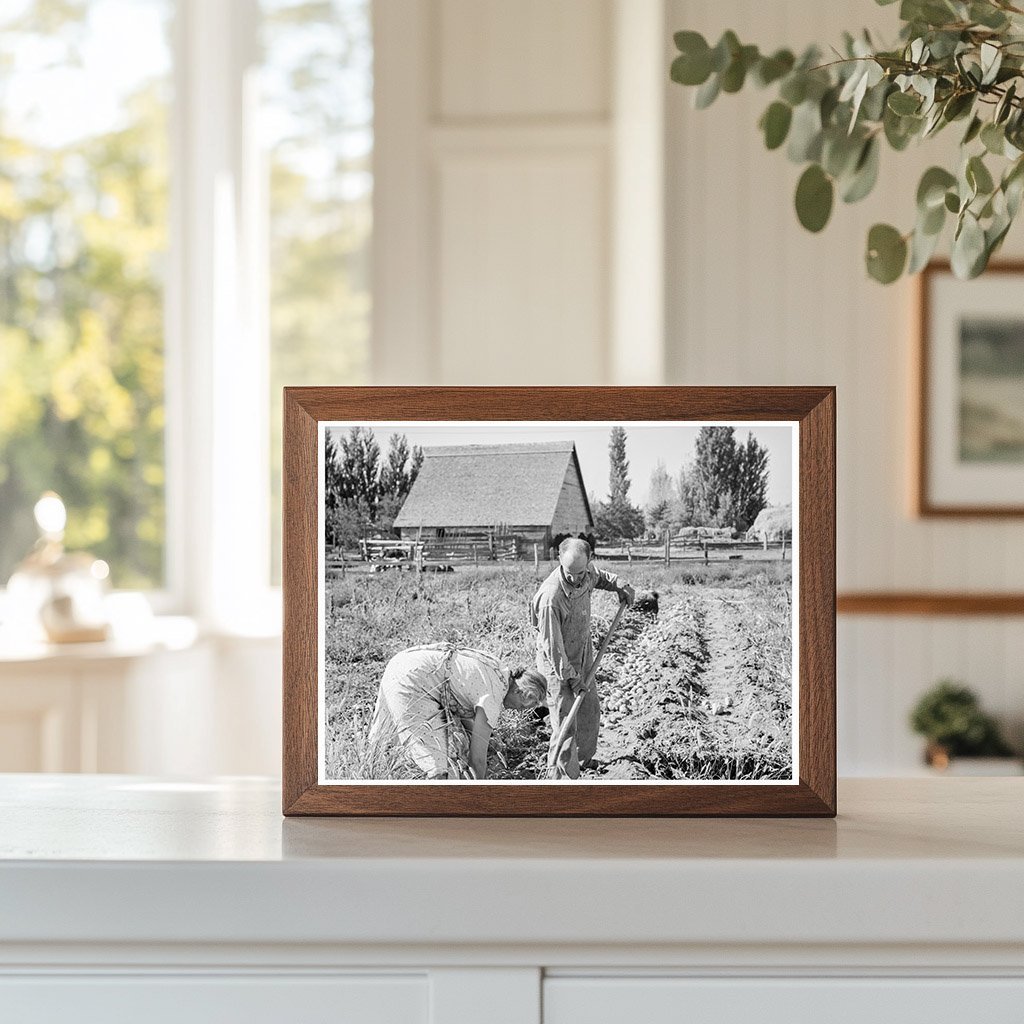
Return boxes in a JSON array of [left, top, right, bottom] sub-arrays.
[[262, 0, 372, 582], [0, 0, 371, 593], [0, 0, 171, 589]]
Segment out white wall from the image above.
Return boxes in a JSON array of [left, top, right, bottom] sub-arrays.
[[373, 0, 665, 386]]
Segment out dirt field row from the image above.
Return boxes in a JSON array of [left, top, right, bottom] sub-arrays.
[[323, 562, 793, 782], [587, 585, 792, 780]]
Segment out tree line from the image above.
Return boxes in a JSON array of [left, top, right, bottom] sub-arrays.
[[593, 426, 769, 542], [324, 427, 423, 547]]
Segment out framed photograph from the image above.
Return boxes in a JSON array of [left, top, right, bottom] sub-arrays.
[[283, 387, 835, 816], [917, 261, 1024, 516]]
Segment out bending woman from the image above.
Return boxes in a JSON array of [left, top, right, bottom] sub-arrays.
[[368, 643, 546, 779]]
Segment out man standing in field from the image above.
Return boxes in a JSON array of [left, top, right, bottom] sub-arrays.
[[531, 537, 635, 779]]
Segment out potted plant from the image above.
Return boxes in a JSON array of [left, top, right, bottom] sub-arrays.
[[909, 680, 1019, 772], [670, 0, 1024, 283]]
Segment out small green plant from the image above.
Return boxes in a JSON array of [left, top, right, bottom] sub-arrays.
[[670, 0, 1024, 283], [909, 679, 1014, 757]]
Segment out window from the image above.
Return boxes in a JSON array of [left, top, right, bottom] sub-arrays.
[[0, 0, 373, 618], [0, 0, 173, 589], [261, 0, 372, 580]]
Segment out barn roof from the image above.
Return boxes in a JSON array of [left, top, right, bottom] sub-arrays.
[[393, 442, 593, 529]]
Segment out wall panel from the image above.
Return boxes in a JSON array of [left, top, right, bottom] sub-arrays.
[[436, 149, 608, 384], [438, 0, 610, 120]]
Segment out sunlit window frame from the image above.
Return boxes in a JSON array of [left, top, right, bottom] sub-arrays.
[[162, 0, 278, 633], [0, 0, 381, 634]]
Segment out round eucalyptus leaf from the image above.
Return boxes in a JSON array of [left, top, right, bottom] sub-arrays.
[[787, 101, 823, 162], [951, 212, 986, 279], [908, 223, 942, 274], [694, 73, 721, 110], [795, 164, 834, 233], [710, 31, 740, 73], [887, 90, 920, 116], [981, 122, 1005, 156], [779, 74, 807, 106], [970, 1, 1009, 29], [880, 105, 921, 149], [860, 79, 891, 123], [822, 129, 861, 178], [943, 92, 974, 123], [866, 223, 907, 284], [674, 29, 707, 53], [944, 190, 960, 214], [988, 211, 1013, 258], [760, 101, 792, 150], [962, 116, 983, 145], [920, 199, 945, 236], [721, 45, 758, 93], [996, 83, 1017, 125], [819, 85, 841, 126], [754, 49, 795, 87], [1005, 161, 1024, 217], [842, 137, 880, 204], [671, 32, 712, 86], [917, 166, 957, 210], [967, 155, 994, 196]]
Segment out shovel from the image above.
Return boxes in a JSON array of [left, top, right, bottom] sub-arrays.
[[546, 599, 628, 780]]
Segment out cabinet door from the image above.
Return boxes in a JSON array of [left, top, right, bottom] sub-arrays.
[[544, 977, 1024, 1024], [0, 974, 427, 1024]]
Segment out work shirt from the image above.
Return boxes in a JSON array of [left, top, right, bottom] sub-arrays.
[[384, 644, 509, 728], [530, 564, 623, 684], [368, 644, 510, 778]]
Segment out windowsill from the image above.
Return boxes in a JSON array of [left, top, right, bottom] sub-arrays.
[[0, 615, 202, 665], [0, 583, 284, 660]]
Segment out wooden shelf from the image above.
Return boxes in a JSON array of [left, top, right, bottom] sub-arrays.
[[838, 592, 1024, 616]]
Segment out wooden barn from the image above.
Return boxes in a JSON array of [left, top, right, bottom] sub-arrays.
[[392, 441, 594, 556]]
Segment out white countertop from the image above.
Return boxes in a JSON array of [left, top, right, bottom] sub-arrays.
[[1, 776, 1022, 951]]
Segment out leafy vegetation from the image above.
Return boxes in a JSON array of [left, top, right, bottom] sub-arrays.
[[910, 679, 1014, 756], [593, 426, 645, 541], [594, 426, 770, 542], [671, 0, 1024, 282], [0, 0, 372, 587], [0, 1, 171, 586], [324, 427, 423, 546], [679, 426, 769, 535]]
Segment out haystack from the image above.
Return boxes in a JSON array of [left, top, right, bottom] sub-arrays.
[[747, 504, 792, 541]]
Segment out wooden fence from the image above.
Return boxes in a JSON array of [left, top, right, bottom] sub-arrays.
[[340, 532, 519, 569], [602, 536, 789, 564], [326, 534, 790, 575]]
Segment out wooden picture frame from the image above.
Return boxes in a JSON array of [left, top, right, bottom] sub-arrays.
[[916, 261, 1024, 517], [283, 387, 836, 816]]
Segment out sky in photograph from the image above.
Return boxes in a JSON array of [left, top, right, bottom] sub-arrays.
[[328, 421, 795, 507]]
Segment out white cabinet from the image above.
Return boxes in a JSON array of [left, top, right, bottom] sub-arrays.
[[0, 975, 428, 1024], [544, 977, 1024, 1024], [0, 640, 210, 773], [0, 626, 281, 776], [1, 777, 1022, 1024]]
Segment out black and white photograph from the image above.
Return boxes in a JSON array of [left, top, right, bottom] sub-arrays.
[[959, 317, 1024, 464], [318, 420, 798, 784], [919, 262, 1024, 514]]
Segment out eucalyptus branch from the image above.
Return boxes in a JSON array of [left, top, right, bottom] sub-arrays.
[[670, 0, 1024, 283]]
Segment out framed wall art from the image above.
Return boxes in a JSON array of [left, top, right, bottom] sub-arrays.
[[282, 387, 836, 816], [917, 261, 1024, 517]]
